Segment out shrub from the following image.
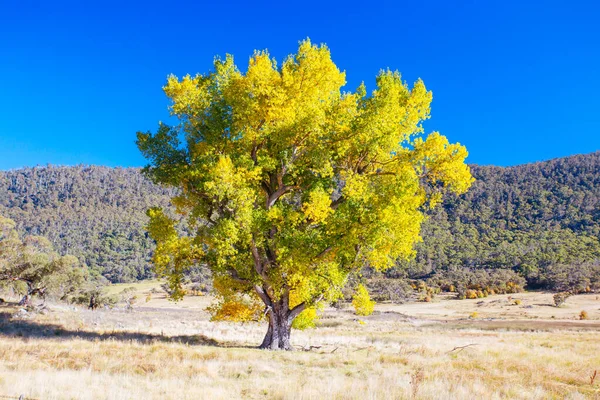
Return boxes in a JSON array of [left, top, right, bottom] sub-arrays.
[[514, 299, 522, 305], [540, 262, 600, 294], [427, 268, 526, 299], [352, 284, 375, 316], [366, 278, 412, 303], [553, 292, 571, 307], [580, 310, 589, 320]]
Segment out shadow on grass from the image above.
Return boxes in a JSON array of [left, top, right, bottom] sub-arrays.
[[0, 306, 228, 347]]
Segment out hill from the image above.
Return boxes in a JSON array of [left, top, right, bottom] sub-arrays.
[[0, 166, 176, 282], [391, 151, 600, 293], [1, 153, 599, 288]]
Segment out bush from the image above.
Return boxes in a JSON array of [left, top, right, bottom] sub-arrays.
[[580, 310, 589, 320], [352, 284, 375, 316], [553, 292, 571, 307], [366, 278, 412, 303], [427, 268, 526, 300], [540, 262, 600, 294]]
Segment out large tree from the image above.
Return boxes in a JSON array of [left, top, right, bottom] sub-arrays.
[[137, 39, 473, 350]]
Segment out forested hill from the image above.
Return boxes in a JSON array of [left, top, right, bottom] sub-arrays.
[[0, 166, 176, 282], [1, 152, 599, 287], [398, 151, 600, 291]]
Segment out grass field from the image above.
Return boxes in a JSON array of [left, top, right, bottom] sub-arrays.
[[0, 288, 599, 399]]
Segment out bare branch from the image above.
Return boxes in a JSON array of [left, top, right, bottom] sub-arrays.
[[267, 185, 298, 209], [446, 343, 479, 354], [254, 285, 272, 307]]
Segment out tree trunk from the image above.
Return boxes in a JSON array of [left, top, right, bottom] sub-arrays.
[[259, 303, 293, 350]]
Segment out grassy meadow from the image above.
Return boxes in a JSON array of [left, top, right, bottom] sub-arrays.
[[0, 286, 599, 399]]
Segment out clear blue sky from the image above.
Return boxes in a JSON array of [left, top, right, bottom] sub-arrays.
[[1, 0, 599, 170]]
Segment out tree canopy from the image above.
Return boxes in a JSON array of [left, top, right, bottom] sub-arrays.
[[0, 214, 85, 306], [138, 39, 473, 349]]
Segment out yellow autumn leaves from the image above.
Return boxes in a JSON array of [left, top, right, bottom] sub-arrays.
[[139, 38, 474, 327]]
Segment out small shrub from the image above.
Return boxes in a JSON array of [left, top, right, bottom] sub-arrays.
[[352, 284, 375, 316], [514, 299, 522, 305], [469, 311, 479, 319], [580, 310, 589, 320], [554, 292, 571, 307]]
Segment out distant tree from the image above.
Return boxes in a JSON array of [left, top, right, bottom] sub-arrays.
[[352, 284, 375, 316], [137, 39, 472, 349], [0, 214, 83, 306]]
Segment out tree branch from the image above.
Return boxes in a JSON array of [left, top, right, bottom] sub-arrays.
[[254, 285, 272, 307], [250, 238, 264, 276], [288, 301, 307, 321], [266, 185, 297, 209]]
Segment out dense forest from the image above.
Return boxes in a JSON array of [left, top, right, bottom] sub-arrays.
[[1, 153, 599, 292], [0, 166, 176, 282], [387, 151, 600, 297]]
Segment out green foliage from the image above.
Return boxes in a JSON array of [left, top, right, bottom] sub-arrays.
[[389, 152, 600, 293], [352, 284, 375, 316], [3, 152, 600, 298], [0, 166, 181, 283], [0, 214, 87, 304]]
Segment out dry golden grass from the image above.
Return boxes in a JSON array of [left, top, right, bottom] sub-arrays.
[[0, 291, 599, 399]]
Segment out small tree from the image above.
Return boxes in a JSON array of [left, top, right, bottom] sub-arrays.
[[137, 39, 473, 349], [352, 284, 375, 316], [0, 214, 82, 306]]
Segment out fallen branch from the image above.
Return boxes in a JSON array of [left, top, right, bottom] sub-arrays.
[[591, 370, 597, 386], [352, 346, 373, 352], [295, 345, 322, 352], [446, 343, 478, 354]]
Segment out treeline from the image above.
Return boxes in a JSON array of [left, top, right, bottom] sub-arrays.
[[1, 153, 599, 293]]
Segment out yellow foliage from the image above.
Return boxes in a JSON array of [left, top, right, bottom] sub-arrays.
[[352, 284, 375, 316], [302, 187, 333, 225], [579, 310, 589, 320], [137, 38, 474, 333], [292, 307, 318, 330], [207, 297, 263, 322]]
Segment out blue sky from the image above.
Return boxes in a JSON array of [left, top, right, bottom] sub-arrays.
[[1, 0, 599, 170]]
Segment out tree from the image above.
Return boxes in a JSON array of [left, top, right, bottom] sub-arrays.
[[137, 39, 473, 350], [0, 214, 82, 306]]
